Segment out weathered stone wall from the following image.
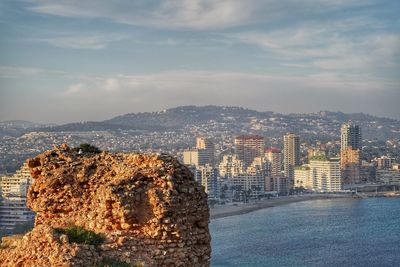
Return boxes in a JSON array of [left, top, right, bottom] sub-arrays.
[[0, 144, 211, 266], [0, 225, 102, 267]]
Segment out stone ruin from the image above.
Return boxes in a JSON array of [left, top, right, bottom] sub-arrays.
[[0, 144, 211, 266]]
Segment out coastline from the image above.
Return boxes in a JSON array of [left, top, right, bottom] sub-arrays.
[[210, 194, 351, 220]]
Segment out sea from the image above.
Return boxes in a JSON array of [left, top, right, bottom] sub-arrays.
[[210, 198, 400, 267]]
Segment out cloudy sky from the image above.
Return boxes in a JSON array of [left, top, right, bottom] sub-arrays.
[[0, 0, 399, 123]]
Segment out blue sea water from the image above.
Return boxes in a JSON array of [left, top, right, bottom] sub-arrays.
[[210, 198, 400, 267]]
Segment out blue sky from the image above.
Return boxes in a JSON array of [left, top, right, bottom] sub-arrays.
[[0, 0, 399, 123]]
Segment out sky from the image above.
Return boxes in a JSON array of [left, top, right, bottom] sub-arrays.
[[0, 0, 399, 123]]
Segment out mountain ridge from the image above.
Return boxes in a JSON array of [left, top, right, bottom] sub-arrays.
[[1, 105, 399, 140]]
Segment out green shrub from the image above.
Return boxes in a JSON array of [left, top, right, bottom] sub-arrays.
[[54, 226, 104, 246], [73, 143, 101, 153]]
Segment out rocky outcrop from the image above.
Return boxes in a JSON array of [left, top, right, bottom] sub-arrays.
[[0, 144, 211, 266], [0, 225, 102, 266]]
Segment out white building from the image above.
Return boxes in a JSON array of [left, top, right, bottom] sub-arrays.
[[0, 164, 32, 196], [309, 156, 341, 192], [0, 164, 35, 235], [183, 137, 215, 168], [294, 165, 311, 189], [218, 155, 245, 179], [226, 156, 267, 200], [198, 165, 219, 200]]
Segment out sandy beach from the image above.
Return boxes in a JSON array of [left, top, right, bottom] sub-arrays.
[[210, 194, 351, 219]]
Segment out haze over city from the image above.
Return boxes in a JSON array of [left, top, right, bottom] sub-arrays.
[[1, 0, 399, 123]]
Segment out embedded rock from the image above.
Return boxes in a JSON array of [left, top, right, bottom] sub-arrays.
[[0, 144, 210, 266]]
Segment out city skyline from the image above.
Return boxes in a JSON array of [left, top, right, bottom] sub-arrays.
[[1, 0, 399, 123]]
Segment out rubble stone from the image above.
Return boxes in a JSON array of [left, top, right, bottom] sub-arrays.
[[0, 144, 210, 266]]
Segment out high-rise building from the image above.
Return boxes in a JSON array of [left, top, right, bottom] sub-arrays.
[[198, 165, 219, 200], [265, 147, 288, 194], [219, 155, 266, 200], [283, 133, 300, 187], [183, 137, 215, 168], [196, 137, 215, 167], [0, 164, 35, 235], [341, 122, 362, 152], [265, 148, 282, 178], [0, 196, 34, 235], [340, 123, 362, 185], [218, 155, 245, 179], [340, 147, 360, 184], [234, 135, 264, 168], [309, 156, 341, 192], [0, 163, 32, 196], [231, 157, 266, 200], [183, 149, 211, 167]]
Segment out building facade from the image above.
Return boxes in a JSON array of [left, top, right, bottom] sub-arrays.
[[309, 156, 341, 192], [218, 155, 245, 179], [196, 137, 215, 167], [341, 122, 362, 152], [183, 137, 215, 168], [198, 165, 219, 200], [377, 169, 400, 185], [234, 135, 265, 168], [340, 123, 362, 185], [377, 156, 396, 170], [0, 164, 35, 235], [265, 148, 282, 178], [283, 133, 300, 187], [219, 155, 266, 200], [294, 165, 311, 189], [269, 177, 289, 196]]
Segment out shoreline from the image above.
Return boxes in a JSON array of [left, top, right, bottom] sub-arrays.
[[210, 194, 352, 220]]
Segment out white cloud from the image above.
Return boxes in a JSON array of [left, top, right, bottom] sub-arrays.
[[33, 33, 129, 50], [230, 23, 400, 72], [64, 83, 85, 95], [0, 66, 68, 78], [104, 78, 121, 92], [25, 0, 373, 30], [25, 0, 257, 30], [62, 70, 396, 99]]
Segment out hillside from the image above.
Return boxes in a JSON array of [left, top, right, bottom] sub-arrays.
[[23, 106, 400, 140]]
